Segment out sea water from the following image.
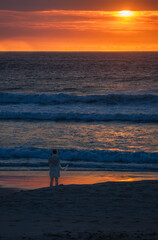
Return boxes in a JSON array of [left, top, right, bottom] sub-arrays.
[[0, 52, 158, 171]]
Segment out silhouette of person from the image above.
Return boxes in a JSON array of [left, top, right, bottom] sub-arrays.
[[48, 149, 61, 187]]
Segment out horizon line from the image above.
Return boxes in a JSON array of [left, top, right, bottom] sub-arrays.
[[0, 50, 158, 53]]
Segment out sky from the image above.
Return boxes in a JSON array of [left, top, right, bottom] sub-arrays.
[[0, 0, 158, 51]]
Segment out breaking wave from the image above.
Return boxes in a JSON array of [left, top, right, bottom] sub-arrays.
[[0, 147, 157, 165]]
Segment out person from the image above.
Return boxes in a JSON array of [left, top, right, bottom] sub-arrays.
[[48, 149, 61, 187]]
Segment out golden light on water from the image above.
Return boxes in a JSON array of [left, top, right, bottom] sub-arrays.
[[1, 171, 158, 189], [118, 10, 134, 17], [118, 178, 135, 182]]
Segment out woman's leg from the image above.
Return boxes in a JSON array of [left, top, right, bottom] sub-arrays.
[[55, 177, 58, 186], [50, 177, 54, 187]]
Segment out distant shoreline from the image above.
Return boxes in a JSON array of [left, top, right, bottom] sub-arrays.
[[0, 51, 158, 53]]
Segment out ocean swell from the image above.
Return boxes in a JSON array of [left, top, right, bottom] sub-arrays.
[[0, 111, 157, 123], [0, 92, 158, 105]]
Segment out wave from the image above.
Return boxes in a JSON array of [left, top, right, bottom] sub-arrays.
[[0, 92, 158, 105], [1, 162, 158, 172], [0, 147, 158, 165], [0, 112, 158, 123]]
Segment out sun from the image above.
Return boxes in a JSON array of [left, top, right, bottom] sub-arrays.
[[119, 10, 134, 17]]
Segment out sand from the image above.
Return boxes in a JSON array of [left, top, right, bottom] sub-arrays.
[[0, 180, 158, 240], [0, 187, 19, 197]]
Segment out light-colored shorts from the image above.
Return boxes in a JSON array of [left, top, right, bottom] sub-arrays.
[[49, 167, 60, 178]]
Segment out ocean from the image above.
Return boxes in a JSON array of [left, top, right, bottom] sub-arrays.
[[0, 52, 158, 172]]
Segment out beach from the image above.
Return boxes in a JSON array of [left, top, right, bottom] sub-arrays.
[[0, 172, 158, 240]]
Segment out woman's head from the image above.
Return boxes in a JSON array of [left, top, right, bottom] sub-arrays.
[[52, 149, 58, 154]]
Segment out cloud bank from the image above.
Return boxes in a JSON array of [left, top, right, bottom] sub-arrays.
[[0, 0, 158, 11]]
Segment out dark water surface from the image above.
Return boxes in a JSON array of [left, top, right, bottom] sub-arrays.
[[0, 52, 158, 171]]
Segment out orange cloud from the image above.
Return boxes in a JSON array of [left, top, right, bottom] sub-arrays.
[[0, 10, 158, 51]]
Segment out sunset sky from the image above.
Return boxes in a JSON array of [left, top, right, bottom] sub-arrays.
[[0, 0, 158, 51]]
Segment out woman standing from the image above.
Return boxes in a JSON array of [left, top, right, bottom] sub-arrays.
[[48, 149, 61, 187]]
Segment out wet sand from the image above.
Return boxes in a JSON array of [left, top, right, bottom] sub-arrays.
[[0, 170, 158, 189]]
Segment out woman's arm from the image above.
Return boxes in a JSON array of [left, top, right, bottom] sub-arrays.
[[59, 164, 69, 171]]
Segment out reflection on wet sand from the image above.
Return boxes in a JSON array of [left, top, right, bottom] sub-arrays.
[[0, 171, 158, 190]]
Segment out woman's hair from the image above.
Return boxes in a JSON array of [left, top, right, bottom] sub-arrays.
[[52, 149, 57, 154]]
